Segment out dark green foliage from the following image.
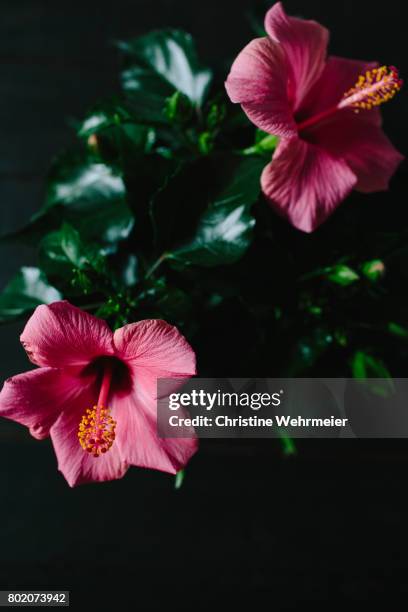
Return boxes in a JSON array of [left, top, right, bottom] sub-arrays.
[[0, 28, 406, 379], [0, 268, 61, 323]]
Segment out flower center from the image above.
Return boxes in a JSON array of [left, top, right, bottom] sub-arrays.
[[78, 360, 117, 458], [297, 65, 402, 133], [339, 65, 403, 111]]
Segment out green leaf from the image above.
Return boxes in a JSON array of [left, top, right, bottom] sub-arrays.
[[388, 321, 408, 339], [206, 99, 227, 130], [351, 351, 391, 379], [77, 100, 134, 137], [171, 157, 263, 266], [77, 101, 156, 164], [40, 223, 104, 274], [151, 155, 264, 267], [45, 155, 124, 212], [0, 267, 61, 323], [174, 469, 185, 489], [94, 123, 156, 166], [197, 131, 213, 155], [242, 130, 279, 156], [351, 351, 394, 397], [39, 224, 108, 296], [119, 29, 212, 122], [6, 154, 134, 247], [279, 434, 297, 457], [113, 254, 139, 288], [327, 264, 359, 286], [60, 223, 89, 269], [148, 281, 192, 323], [39, 231, 75, 278], [164, 91, 193, 123]]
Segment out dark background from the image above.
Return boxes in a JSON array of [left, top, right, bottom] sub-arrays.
[[0, 1, 407, 608]]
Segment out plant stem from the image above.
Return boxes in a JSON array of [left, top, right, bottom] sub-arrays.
[[145, 252, 169, 279]]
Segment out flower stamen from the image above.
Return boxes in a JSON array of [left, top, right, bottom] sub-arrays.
[[78, 360, 116, 457], [339, 65, 403, 111], [78, 406, 116, 457], [298, 65, 402, 133]]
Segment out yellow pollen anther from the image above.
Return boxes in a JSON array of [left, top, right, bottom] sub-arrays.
[[340, 65, 403, 111], [78, 405, 116, 458]]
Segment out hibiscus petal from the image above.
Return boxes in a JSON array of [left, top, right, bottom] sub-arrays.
[[264, 2, 329, 109], [347, 130, 404, 193], [310, 113, 404, 192], [113, 320, 196, 378], [50, 385, 128, 487], [301, 56, 381, 125], [225, 37, 297, 138], [0, 367, 84, 440], [112, 320, 197, 473], [261, 138, 357, 232], [20, 301, 114, 368], [112, 390, 198, 475]]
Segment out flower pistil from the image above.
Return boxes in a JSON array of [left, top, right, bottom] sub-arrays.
[[298, 65, 402, 133], [78, 360, 116, 457], [339, 65, 403, 111]]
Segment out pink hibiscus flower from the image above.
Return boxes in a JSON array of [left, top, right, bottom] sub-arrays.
[[0, 301, 197, 487], [225, 2, 404, 232]]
